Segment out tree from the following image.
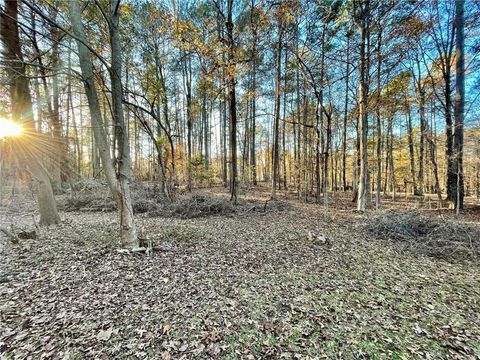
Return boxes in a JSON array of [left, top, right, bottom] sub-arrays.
[[271, 8, 285, 201], [454, 0, 465, 211], [224, 0, 239, 203], [421, 1, 457, 202], [68, 0, 138, 248], [0, 0, 60, 225], [353, 0, 371, 211]]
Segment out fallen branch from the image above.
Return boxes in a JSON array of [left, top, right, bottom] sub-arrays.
[[116, 247, 147, 254], [0, 227, 19, 244]]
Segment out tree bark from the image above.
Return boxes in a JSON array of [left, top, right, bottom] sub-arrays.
[[271, 23, 282, 200], [226, 0, 238, 203], [416, 57, 426, 196], [1, 0, 60, 226], [250, 52, 257, 185], [444, 70, 456, 202], [356, 9, 370, 211], [406, 106, 417, 194], [453, 0, 465, 211], [375, 32, 382, 209], [183, 54, 193, 192], [69, 0, 138, 248], [343, 34, 350, 192]]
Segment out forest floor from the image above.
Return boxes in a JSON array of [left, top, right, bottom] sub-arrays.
[[1, 184, 479, 359]]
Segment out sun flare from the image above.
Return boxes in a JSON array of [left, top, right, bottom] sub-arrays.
[[0, 118, 23, 139]]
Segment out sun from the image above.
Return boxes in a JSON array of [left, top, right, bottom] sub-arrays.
[[0, 118, 23, 139]]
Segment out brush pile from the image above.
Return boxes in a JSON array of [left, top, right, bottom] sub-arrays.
[[364, 210, 480, 262]]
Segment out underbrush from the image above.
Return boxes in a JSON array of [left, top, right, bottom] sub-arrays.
[[58, 180, 291, 218], [364, 210, 480, 262], [149, 195, 292, 219]]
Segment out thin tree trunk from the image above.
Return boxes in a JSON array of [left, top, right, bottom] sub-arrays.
[[406, 106, 417, 194], [454, 0, 465, 211], [445, 69, 455, 201], [226, 0, 238, 203], [343, 35, 350, 192], [416, 58, 426, 196], [183, 54, 193, 192], [271, 23, 282, 200], [388, 115, 396, 201], [357, 19, 369, 211], [250, 56, 257, 185], [202, 87, 209, 170], [375, 32, 382, 209]]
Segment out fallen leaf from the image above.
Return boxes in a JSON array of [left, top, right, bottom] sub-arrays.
[[96, 328, 114, 341]]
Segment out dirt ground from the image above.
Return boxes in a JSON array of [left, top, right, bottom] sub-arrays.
[[1, 186, 479, 359]]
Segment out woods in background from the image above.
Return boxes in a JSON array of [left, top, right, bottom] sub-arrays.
[[1, 0, 479, 245]]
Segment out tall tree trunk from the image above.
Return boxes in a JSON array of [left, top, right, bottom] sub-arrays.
[[30, 9, 64, 191], [343, 34, 350, 191], [202, 87, 209, 170], [445, 69, 455, 201], [453, 0, 465, 211], [375, 32, 382, 209], [357, 16, 369, 211], [67, 44, 82, 176], [1, 0, 60, 225], [406, 106, 417, 195], [388, 115, 396, 200], [428, 116, 442, 206], [271, 23, 282, 200], [383, 117, 389, 195], [352, 112, 359, 202], [250, 53, 257, 185], [416, 58, 426, 196], [226, 0, 238, 203], [183, 54, 193, 191], [50, 20, 65, 189], [109, 0, 137, 247], [282, 49, 288, 190], [69, 0, 138, 248], [220, 93, 228, 187], [319, 26, 326, 206], [323, 111, 331, 218], [302, 79, 308, 202], [157, 54, 175, 190]]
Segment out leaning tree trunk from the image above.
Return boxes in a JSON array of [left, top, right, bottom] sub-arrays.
[[69, 0, 138, 248]]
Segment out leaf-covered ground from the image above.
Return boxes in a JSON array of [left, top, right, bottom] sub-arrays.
[[1, 188, 479, 359]]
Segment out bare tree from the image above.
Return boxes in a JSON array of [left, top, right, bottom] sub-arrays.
[[68, 0, 138, 248]]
